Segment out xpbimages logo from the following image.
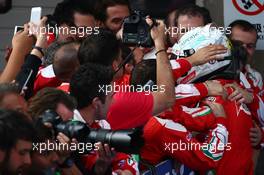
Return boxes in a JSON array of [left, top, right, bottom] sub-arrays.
[[98, 82, 166, 95], [32, 140, 99, 154]]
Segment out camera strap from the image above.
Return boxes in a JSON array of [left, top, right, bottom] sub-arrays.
[[114, 47, 137, 74]]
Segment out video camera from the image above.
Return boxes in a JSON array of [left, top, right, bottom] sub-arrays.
[[39, 110, 144, 154], [122, 11, 156, 48]]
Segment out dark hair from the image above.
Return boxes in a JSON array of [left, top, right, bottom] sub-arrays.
[[0, 109, 35, 151], [228, 20, 257, 35], [72, 0, 96, 16], [130, 59, 157, 86], [95, 0, 131, 22], [231, 40, 248, 67], [70, 63, 114, 109], [44, 41, 63, 66], [53, 0, 75, 26], [176, 4, 212, 25], [28, 88, 76, 119], [121, 44, 135, 65], [0, 83, 20, 106], [78, 29, 121, 66]]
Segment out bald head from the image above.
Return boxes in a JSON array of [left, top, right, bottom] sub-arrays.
[[53, 41, 80, 82]]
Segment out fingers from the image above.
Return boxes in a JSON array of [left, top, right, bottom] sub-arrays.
[[40, 16, 48, 27], [145, 17, 153, 27], [205, 44, 227, 60], [249, 126, 262, 147], [97, 142, 106, 158], [228, 90, 242, 101], [204, 101, 226, 118], [96, 142, 115, 159], [44, 122, 53, 128], [57, 132, 70, 144]]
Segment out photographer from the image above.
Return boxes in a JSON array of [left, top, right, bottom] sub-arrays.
[[28, 87, 76, 121], [70, 63, 138, 175], [95, 0, 131, 33], [23, 120, 83, 175]]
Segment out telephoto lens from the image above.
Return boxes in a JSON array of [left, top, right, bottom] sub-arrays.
[[56, 120, 144, 154], [88, 128, 144, 154], [40, 110, 144, 154]]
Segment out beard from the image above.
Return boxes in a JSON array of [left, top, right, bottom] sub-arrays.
[[1, 151, 25, 175]]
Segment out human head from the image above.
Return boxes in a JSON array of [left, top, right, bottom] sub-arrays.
[[28, 121, 59, 174], [53, 40, 81, 82], [0, 83, 28, 115], [72, 0, 97, 28], [78, 29, 123, 78], [28, 87, 76, 121], [176, 5, 211, 40], [0, 109, 35, 175], [43, 41, 62, 67], [165, 9, 178, 46], [228, 20, 257, 64], [70, 63, 114, 120], [95, 0, 130, 33], [52, 0, 76, 41], [53, 0, 97, 40], [130, 59, 157, 86]]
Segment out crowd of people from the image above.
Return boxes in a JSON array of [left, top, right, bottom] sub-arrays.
[[0, 0, 263, 175]]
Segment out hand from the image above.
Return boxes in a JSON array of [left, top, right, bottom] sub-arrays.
[[188, 44, 227, 66], [205, 80, 227, 99], [224, 83, 253, 104], [146, 17, 166, 49], [250, 123, 262, 147], [93, 142, 115, 175], [57, 132, 78, 160], [114, 170, 133, 175], [12, 24, 34, 53], [28, 16, 48, 48], [203, 100, 226, 118]]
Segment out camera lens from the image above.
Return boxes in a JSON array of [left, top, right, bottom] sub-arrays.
[[130, 14, 139, 23]]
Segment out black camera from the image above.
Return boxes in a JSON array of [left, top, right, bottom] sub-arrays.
[[39, 110, 144, 154], [122, 11, 154, 47]]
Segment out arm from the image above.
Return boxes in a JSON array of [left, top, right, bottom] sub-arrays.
[[175, 80, 226, 107], [173, 106, 216, 132], [163, 103, 228, 171], [0, 24, 34, 83], [146, 19, 175, 116], [15, 17, 48, 99], [170, 45, 228, 83]]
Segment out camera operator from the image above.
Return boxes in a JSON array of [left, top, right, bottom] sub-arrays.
[[28, 87, 76, 121], [95, 0, 131, 33], [22, 120, 83, 175], [0, 109, 35, 175], [70, 63, 138, 175]]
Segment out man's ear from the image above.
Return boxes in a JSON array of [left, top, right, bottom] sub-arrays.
[[92, 97, 102, 110], [125, 63, 134, 74], [112, 59, 119, 71]]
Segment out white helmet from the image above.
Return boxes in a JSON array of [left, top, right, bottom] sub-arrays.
[[171, 23, 236, 84]]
